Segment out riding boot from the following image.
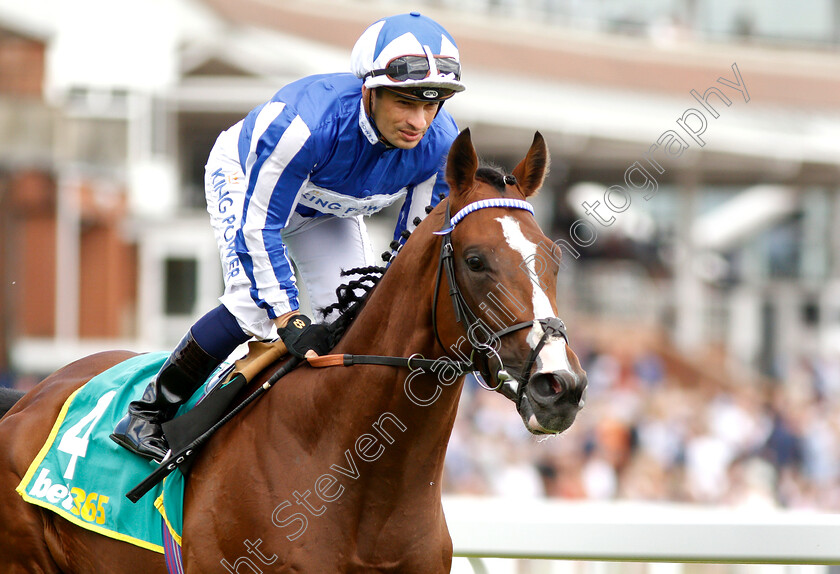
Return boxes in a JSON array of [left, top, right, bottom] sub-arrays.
[[110, 332, 220, 462]]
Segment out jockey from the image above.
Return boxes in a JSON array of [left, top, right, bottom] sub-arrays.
[[111, 12, 465, 462]]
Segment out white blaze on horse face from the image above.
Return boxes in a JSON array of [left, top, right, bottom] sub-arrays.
[[496, 216, 574, 374]]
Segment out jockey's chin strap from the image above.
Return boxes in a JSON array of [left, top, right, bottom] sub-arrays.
[[308, 195, 568, 400]]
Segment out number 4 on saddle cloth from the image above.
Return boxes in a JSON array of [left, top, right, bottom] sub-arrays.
[[15, 344, 277, 555]]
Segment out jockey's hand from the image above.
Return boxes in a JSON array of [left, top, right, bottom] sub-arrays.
[[277, 314, 333, 359]]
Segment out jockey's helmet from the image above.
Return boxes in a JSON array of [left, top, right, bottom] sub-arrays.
[[351, 12, 465, 102]]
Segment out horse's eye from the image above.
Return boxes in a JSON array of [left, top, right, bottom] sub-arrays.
[[466, 256, 485, 271]]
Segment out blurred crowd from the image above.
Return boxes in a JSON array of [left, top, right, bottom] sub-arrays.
[[443, 340, 840, 511]]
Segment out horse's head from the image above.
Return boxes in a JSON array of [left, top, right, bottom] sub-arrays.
[[434, 128, 587, 435]]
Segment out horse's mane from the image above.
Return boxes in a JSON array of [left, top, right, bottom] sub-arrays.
[[475, 165, 508, 193], [322, 265, 387, 342], [322, 162, 508, 343]]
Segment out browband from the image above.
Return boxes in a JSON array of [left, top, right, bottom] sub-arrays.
[[433, 198, 534, 235]]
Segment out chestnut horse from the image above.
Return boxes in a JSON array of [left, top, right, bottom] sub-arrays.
[[0, 129, 587, 573]]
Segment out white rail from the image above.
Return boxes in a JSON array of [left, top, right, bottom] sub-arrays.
[[444, 496, 840, 564]]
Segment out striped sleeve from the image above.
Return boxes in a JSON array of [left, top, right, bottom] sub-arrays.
[[235, 104, 317, 319], [392, 161, 450, 244]]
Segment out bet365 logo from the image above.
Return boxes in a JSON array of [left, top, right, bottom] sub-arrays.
[[29, 468, 109, 524]]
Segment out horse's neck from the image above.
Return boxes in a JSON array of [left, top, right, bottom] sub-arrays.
[[337, 225, 442, 352], [303, 230, 463, 479]]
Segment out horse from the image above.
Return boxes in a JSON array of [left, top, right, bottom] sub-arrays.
[[0, 128, 587, 573]]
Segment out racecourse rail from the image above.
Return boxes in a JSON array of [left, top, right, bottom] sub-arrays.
[[443, 496, 840, 564]]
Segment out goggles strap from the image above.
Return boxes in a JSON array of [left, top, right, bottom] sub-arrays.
[[423, 45, 437, 78], [364, 89, 395, 149]]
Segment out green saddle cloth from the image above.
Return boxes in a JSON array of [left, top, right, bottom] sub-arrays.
[[16, 353, 209, 552]]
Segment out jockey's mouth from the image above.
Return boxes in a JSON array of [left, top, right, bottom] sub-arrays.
[[399, 128, 425, 141]]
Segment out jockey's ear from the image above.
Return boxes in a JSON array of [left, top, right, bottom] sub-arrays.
[[512, 131, 550, 198], [445, 128, 478, 212]]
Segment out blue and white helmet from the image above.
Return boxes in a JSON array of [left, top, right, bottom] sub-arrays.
[[351, 12, 465, 101]]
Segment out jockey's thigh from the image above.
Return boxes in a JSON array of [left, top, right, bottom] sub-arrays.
[[215, 214, 374, 338], [281, 213, 374, 322]]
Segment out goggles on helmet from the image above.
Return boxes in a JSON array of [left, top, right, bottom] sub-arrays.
[[366, 54, 461, 83]]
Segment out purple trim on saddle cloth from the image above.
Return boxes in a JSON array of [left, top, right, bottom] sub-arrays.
[[162, 519, 185, 574]]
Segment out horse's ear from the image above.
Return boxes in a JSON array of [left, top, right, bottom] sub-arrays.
[[512, 132, 550, 197], [445, 128, 478, 206]]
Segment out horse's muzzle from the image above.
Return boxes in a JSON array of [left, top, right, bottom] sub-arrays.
[[519, 368, 587, 434]]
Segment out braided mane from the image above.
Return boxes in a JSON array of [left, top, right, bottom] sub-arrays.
[[475, 165, 507, 193], [320, 163, 508, 343], [322, 265, 387, 342]]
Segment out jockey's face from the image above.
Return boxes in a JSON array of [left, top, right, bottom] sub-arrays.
[[365, 87, 440, 150]]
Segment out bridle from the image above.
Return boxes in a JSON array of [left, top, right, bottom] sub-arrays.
[[430, 195, 569, 402], [307, 192, 569, 404]]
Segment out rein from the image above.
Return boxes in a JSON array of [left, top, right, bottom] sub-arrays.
[[308, 353, 471, 372], [309, 195, 569, 401], [127, 195, 569, 502]]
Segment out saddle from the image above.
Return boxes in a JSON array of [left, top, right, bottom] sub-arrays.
[[128, 339, 296, 502]]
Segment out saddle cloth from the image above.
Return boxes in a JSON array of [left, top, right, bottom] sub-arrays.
[[16, 353, 218, 552]]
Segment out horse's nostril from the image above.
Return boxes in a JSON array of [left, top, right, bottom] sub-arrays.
[[528, 371, 574, 401], [529, 371, 580, 403]]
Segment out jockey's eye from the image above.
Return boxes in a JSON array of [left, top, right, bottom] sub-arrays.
[[466, 256, 485, 272]]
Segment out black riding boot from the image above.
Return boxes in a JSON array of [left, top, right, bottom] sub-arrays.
[[110, 332, 220, 462]]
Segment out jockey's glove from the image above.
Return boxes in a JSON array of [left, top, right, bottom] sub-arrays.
[[278, 314, 333, 359]]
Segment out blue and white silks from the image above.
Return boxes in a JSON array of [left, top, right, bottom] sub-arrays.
[[231, 73, 457, 319]]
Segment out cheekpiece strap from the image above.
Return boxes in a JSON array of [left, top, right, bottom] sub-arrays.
[[434, 198, 534, 235]]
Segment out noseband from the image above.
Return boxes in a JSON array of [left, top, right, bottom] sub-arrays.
[[431, 196, 569, 401]]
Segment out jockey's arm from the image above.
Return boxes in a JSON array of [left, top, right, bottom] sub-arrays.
[[235, 110, 321, 323]]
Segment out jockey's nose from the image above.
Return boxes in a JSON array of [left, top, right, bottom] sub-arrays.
[[406, 106, 428, 131]]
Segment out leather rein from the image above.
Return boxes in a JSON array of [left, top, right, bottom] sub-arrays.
[[308, 194, 568, 402]]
